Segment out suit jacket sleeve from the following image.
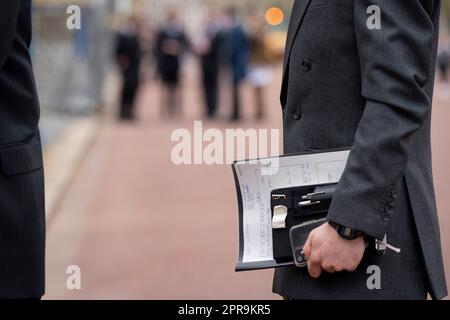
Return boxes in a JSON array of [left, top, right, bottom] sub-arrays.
[[0, 0, 20, 70], [327, 0, 438, 239]]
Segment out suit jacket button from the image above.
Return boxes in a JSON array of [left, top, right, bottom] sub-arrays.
[[302, 60, 312, 71], [292, 109, 302, 120]]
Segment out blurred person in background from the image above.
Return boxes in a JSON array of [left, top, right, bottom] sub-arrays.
[[0, 0, 45, 299], [438, 42, 450, 82], [248, 15, 273, 121], [196, 13, 224, 119], [137, 17, 156, 84], [155, 10, 189, 119], [115, 16, 142, 121], [226, 7, 249, 122]]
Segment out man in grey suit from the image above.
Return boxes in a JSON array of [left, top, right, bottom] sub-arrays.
[[274, 0, 448, 299]]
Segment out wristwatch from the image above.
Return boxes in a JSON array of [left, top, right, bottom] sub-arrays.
[[329, 222, 387, 255], [328, 222, 364, 240]]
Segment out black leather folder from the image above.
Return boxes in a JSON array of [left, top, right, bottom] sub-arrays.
[[270, 183, 337, 264]]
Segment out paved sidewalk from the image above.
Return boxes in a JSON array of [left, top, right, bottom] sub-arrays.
[[45, 65, 283, 299], [44, 65, 450, 300]]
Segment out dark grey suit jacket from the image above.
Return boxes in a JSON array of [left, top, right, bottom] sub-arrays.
[[275, 0, 447, 299], [0, 0, 45, 298]]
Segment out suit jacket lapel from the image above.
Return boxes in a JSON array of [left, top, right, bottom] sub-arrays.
[[283, 0, 312, 76]]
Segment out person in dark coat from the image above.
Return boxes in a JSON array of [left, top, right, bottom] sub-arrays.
[[0, 0, 45, 299], [437, 45, 450, 82], [116, 17, 142, 121], [198, 14, 223, 119], [226, 8, 249, 122], [155, 11, 189, 118]]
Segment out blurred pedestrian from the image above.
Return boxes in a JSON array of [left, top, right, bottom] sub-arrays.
[[0, 0, 45, 299], [197, 13, 223, 119], [137, 18, 156, 84], [437, 44, 450, 82], [115, 16, 142, 121], [226, 8, 249, 122], [155, 11, 189, 118], [248, 18, 273, 121]]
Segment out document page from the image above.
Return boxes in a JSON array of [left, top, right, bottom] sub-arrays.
[[232, 149, 350, 271]]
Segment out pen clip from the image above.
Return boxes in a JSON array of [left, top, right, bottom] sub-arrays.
[[272, 194, 287, 200], [302, 191, 325, 200], [299, 200, 321, 207]]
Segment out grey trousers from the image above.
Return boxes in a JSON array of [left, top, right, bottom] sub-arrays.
[[273, 179, 428, 300]]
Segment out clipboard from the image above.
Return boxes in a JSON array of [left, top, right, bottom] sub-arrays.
[[231, 148, 351, 272]]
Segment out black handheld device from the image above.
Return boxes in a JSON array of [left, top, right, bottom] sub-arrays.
[[289, 218, 328, 267]]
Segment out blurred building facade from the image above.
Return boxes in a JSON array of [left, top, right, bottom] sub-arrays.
[[32, 0, 294, 118], [33, 0, 114, 116], [118, 0, 293, 34]]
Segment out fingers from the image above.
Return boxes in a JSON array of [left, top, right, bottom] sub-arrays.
[[343, 263, 358, 273], [307, 252, 323, 278], [322, 264, 336, 274], [304, 225, 365, 278], [305, 231, 323, 278]]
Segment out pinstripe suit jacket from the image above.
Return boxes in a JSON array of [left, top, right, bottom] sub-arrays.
[[0, 0, 45, 298]]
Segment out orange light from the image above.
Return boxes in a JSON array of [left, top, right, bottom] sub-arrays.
[[265, 7, 284, 26]]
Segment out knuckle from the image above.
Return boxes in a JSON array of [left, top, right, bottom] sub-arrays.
[[322, 264, 333, 272], [310, 255, 320, 265], [349, 265, 358, 272]]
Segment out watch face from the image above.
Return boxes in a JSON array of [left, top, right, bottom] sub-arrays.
[[338, 225, 359, 240], [343, 227, 353, 238]]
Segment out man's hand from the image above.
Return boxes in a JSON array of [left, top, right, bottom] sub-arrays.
[[303, 223, 365, 278]]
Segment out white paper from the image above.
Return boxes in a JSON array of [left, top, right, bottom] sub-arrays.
[[234, 150, 350, 264]]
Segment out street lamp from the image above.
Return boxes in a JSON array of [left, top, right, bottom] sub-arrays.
[[265, 6, 284, 26]]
